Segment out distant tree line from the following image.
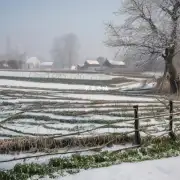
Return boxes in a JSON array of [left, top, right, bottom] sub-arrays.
[[51, 33, 80, 69]]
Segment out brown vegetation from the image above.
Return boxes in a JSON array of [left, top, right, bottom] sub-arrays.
[[0, 135, 133, 154]]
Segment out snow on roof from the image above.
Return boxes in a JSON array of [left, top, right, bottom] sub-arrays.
[[26, 57, 40, 65], [86, 60, 100, 65], [71, 65, 77, 70], [40, 62, 53, 66], [109, 60, 125, 66]]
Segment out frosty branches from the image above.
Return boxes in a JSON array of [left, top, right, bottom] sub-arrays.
[[106, 0, 180, 66]]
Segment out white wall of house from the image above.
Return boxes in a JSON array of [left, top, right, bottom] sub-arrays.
[[26, 57, 41, 69]]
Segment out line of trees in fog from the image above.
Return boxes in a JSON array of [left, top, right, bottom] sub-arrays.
[[51, 33, 80, 69]]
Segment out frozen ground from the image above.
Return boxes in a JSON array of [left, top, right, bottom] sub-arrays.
[[0, 71, 179, 180], [0, 144, 132, 171], [142, 71, 163, 78], [0, 79, 156, 92], [39, 156, 180, 180], [0, 71, 118, 80], [0, 79, 113, 91], [0, 72, 175, 139]]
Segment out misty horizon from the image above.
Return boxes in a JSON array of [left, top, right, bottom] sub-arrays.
[[0, 0, 124, 63]]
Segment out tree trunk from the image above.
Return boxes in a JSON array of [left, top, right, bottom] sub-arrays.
[[162, 46, 179, 94], [168, 61, 178, 94]]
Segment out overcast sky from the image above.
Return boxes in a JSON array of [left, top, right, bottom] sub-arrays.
[[0, 0, 124, 62]]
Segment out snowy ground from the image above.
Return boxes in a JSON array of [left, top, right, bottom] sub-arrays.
[[1, 71, 180, 180], [142, 71, 163, 78], [0, 71, 174, 139], [48, 156, 179, 180], [0, 71, 119, 80], [1, 71, 179, 173]]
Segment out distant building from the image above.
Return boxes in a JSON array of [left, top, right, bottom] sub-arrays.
[[71, 65, 77, 70], [40, 62, 53, 70], [108, 60, 125, 67], [26, 57, 41, 69], [105, 60, 126, 72], [83, 60, 100, 71], [76, 59, 126, 72], [77, 64, 85, 71]]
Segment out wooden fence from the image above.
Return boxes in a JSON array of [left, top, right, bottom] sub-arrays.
[[133, 100, 176, 145], [0, 100, 179, 163]]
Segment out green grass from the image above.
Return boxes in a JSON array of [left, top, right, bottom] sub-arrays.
[[1, 136, 180, 180]]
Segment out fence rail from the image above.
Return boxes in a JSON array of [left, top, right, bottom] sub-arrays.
[[0, 100, 179, 163]]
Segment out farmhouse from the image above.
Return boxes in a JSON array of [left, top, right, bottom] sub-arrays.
[[26, 57, 41, 69], [108, 60, 125, 67], [102, 60, 126, 72], [84, 60, 100, 67], [77, 64, 85, 71], [76, 59, 126, 72], [71, 65, 77, 70], [81, 60, 101, 71]]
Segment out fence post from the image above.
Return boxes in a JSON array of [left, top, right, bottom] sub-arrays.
[[169, 100, 176, 140], [133, 105, 141, 145]]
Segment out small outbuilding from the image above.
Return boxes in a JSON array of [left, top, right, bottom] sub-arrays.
[[26, 57, 41, 69], [83, 60, 100, 71]]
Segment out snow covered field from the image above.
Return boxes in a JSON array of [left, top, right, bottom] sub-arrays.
[[0, 71, 179, 175], [0, 71, 174, 139], [0, 71, 119, 80]]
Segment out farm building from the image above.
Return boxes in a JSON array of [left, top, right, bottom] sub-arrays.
[[102, 60, 126, 72], [81, 60, 101, 71], [40, 61, 53, 70], [76, 59, 126, 72], [105, 60, 125, 67], [84, 60, 100, 66], [71, 65, 77, 70], [77, 64, 85, 71], [26, 57, 41, 69]]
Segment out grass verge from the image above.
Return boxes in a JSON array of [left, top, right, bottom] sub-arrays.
[[1, 136, 180, 180]]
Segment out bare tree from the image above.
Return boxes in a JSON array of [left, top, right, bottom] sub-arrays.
[[51, 33, 80, 69], [106, 0, 180, 94]]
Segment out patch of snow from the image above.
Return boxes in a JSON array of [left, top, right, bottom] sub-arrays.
[[2, 123, 68, 135], [109, 60, 125, 66], [142, 72, 163, 78], [120, 81, 156, 91], [101, 144, 132, 152], [0, 98, 90, 104], [23, 112, 121, 121], [59, 93, 156, 102], [0, 79, 113, 91], [0, 152, 75, 171], [121, 82, 142, 90], [57, 156, 180, 180], [86, 60, 99, 65], [0, 71, 118, 80]]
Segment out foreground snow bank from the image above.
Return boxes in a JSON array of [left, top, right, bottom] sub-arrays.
[[57, 156, 180, 180]]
